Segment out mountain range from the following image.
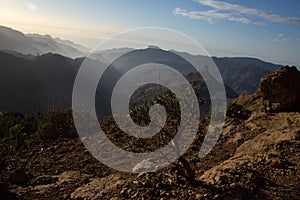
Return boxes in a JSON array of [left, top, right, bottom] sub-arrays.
[[0, 25, 283, 114], [0, 25, 87, 58], [92, 46, 280, 94]]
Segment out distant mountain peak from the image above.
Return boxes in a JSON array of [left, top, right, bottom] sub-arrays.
[[0, 25, 87, 58], [147, 45, 160, 49]]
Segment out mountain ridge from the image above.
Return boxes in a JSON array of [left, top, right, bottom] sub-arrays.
[[0, 25, 86, 58], [0, 45, 284, 115]]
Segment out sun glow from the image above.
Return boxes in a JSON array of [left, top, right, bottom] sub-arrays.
[[0, 5, 123, 48]]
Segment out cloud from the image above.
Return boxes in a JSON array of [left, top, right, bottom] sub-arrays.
[[273, 33, 291, 42], [173, 0, 300, 26], [173, 7, 264, 26], [26, 2, 37, 12], [173, 8, 213, 23]]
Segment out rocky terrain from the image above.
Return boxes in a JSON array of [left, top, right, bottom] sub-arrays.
[[0, 66, 299, 199]]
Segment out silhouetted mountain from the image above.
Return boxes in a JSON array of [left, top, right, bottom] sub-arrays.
[[0, 52, 83, 114], [90, 47, 134, 63], [97, 47, 280, 94], [0, 49, 35, 60], [0, 49, 236, 115], [0, 25, 87, 58], [172, 51, 280, 95], [0, 41, 281, 115], [0, 25, 280, 96], [49, 36, 88, 53], [94, 47, 280, 95], [212, 57, 280, 94], [95, 47, 237, 117]]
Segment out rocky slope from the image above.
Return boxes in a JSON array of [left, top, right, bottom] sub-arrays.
[[0, 66, 299, 199]]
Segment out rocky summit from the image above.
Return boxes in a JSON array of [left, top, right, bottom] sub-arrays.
[[0, 66, 300, 199]]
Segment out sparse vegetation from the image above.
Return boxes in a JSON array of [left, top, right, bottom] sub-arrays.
[[36, 108, 77, 139], [226, 103, 252, 120], [0, 109, 77, 175]]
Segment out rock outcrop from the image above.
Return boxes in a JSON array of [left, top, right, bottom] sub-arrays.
[[259, 66, 300, 112], [199, 66, 300, 198]]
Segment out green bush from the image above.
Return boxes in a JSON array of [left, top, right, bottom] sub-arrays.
[[0, 108, 78, 174], [0, 112, 36, 139], [36, 108, 77, 139], [0, 113, 36, 174]]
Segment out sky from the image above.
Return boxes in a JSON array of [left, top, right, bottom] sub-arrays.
[[0, 0, 300, 66]]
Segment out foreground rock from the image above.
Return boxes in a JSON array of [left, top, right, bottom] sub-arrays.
[[70, 175, 126, 199], [200, 118, 300, 198]]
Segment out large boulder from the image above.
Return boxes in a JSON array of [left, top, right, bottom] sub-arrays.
[[258, 66, 300, 112]]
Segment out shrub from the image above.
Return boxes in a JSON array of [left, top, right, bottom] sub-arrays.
[[227, 103, 251, 120], [36, 108, 77, 139]]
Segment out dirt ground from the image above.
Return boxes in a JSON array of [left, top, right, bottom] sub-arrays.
[[1, 108, 299, 199]]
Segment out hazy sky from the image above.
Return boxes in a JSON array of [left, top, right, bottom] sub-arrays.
[[1, 0, 300, 66]]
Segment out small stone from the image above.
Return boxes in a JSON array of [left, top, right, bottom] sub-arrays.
[[195, 194, 202, 199], [230, 183, 236, 187], [111, 198, 122, 200], [120, 188, 126, 195]]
